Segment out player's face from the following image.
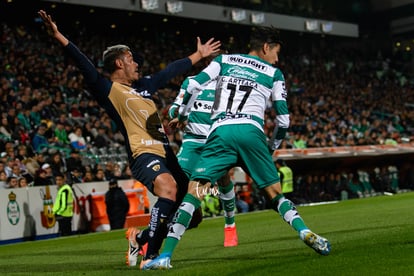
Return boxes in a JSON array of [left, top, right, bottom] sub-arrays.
[[121, 51, 139, 81], [264, 43, 281, 66]]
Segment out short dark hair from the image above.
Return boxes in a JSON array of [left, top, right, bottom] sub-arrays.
[[249, 26, 282, 51], [102, 44, 131, 73], [55, 171, 64, 178], [7, 176, 17, 182], [276, 159, 286, 166]]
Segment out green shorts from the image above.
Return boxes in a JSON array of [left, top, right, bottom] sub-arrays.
[[190, 124, 280, 189], [177, 140, 204, 178]]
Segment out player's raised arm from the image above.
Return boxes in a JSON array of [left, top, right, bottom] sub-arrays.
[[38, 10, 69, 46], [188, 37, 221, 65]]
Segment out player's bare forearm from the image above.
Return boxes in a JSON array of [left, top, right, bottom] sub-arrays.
[[38, 10, 69, 46]]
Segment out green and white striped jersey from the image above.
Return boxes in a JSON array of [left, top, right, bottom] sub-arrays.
[[178, 53, 289, 149], [169, 77, 216, 143]]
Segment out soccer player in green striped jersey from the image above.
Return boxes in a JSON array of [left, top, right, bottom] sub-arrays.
[[144, 26, 331, 270], [169, 75, 238, 247]]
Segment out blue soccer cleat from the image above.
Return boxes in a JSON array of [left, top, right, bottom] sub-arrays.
[[141, 254, 172, 270]]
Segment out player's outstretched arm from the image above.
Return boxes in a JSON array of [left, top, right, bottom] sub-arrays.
[[38, 10, 69, 46], [38, 10, 107, 96], [188, 37, 221, 65]]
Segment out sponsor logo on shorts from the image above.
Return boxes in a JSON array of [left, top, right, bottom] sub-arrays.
[[146, 159, 160, 168], [152, 164, 161, 171]]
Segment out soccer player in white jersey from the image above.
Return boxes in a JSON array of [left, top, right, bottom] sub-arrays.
[[168, 73, 238, 247], [144, 26, 331, 270]]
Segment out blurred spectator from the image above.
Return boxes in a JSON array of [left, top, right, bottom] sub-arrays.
[[323, 173, 340, 200], [297, 175, 313, 203], [235, 191, 249, 213], [64, 123, 74, 140], [23, 153, 42, 177], [337, 173, 353, 200], [17, 107, 33, 131], [309, 175, 322, 202], [0, 171, 8, 188], [372, 167, 387, 193], [0, 116, 13, 140], [30, 103, 42, 127], [105, 178, 129, 230], [237, 185, 253, 212], [347, 173, 364, 198], [7, 176, 19, 189], [0, 153, 7, 164], [82, 171, 95, 183], [31, 123, 49, 153], [94, 168, 106, 182], [357, 170, 375, 196], [112, 163, 123, 179], [69, 102, 82, 118], [6, 108, 18, 131], [47, 152, 67, 177], [82, 121, 96, 144], [54, 121, 70, 147], [318, 174, 335, 201], [5, 146, 16, 161], [104, 161, 115, 180], [42, 163, 55, 185], [0, 161, 5, 174], [68, 126, 87, 151], [10, 163, 24, 179], [292, 133, 307, 149], [67, 167, 83, 185], [16, 144, 31, 162], [93, 125, 112, 148], [16, 126, 31, 145], [34, 152, 47, 168], [120, 164, 133, 179], [33, 168, 52, 186], [4, 158, 16, 177], [388, 166, 399, 193], [18, 177, 28, 188], [65, 149, 83, 173]]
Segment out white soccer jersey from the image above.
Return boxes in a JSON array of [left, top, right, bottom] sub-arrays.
[[178, 54, 289, 145]]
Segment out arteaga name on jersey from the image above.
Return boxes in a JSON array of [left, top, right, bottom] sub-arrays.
[[228, 56, 267, 71], [222, 77, 258, 88]]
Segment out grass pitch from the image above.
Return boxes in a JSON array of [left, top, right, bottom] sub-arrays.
[[0, 192, 413, 275]]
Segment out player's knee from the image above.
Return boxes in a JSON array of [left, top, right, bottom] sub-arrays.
[[263, 182, 282, 199], [153, 173, 178, 201]]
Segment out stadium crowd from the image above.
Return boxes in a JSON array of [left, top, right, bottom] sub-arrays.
[[0, 12, 413, 205]]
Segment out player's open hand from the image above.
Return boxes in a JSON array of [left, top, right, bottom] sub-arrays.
[[197, 37, 221, 58], [38, 10, 59, 36]]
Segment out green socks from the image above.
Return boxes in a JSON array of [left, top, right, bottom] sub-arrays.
[[272, 194, 308, 233], [218, 182, 236, 226], [162, 193, 201, 256]]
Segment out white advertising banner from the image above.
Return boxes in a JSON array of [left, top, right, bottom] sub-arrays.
[[0, 179, 154, 244]]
